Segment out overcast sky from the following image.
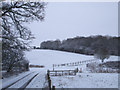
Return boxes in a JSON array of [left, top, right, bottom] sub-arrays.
[[27, 2, 118, 46]]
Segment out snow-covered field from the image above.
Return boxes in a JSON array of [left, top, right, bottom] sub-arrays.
[[25, 49, 118, 69], [51, 73, 118, 88], [2, 49, 119, 89]]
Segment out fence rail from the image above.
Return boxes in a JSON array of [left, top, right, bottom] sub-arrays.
[[53, 59, 97, 68], [47, 68, 78, 76]]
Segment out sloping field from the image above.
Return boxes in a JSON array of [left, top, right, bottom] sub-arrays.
[[25, 49, 118, 69], [25, 49, 94, 69]]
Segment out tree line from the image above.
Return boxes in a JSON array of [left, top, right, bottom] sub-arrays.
[[40, 35, 120, 56]]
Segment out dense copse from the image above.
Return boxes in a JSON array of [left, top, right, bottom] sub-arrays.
[[40, 35, 120, 56]]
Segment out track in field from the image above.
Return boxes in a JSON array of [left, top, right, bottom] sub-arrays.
[[2, 72, 39, 90]]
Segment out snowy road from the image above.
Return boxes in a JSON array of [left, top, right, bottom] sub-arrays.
[[26, 68, 47, 88], [2, 68, 47, 89]]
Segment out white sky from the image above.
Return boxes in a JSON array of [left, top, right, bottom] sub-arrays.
[[27, 2, 118, 46]]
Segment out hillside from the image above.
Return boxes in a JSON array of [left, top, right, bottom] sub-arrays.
[[25, 49, 93, 69], [25, 49, 118, 70]]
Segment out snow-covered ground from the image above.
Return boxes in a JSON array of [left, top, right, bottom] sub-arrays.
[[2, 49, 119, 89], [51, 73, 118, 88], [26, 68, 47, 88], [25, 49, 118, 69], [25, 49, 119, 88], [25, 49, 94, 69], [2, 68, 47, 89], [2, 71, 32, 88]]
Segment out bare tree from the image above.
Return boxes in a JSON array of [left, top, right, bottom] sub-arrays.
[[1, 2, 46, 40], [1, 2, 46, 72], [94, 47, 110, 63]]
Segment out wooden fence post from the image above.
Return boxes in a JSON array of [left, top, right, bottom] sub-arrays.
[[49, 79, 51, 90], [73, 63, 75, 66], [53, 64, 54, 71], [47, 70, 51, 90], [79, 68, 82, 73], [86, 64, 88, 67], [69, 70, 70, 75], [55, 71, 57, 76], [52, 85, 55, 90], [62, 71, 63, 76], [47, 74, 49, 80], [76, 68, 78, 73], [47, 70, 49, 78], [47, 70, 50, 75]]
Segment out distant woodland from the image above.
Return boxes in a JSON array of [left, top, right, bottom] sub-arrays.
[[40, 35, 120, 56]]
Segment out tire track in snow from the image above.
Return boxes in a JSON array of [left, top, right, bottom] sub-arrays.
[[2, 72, 34, 90], [7, 72, 39, 88], [20, 73, 39, 89], [25, 71, 46, 88]]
